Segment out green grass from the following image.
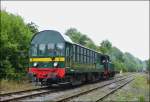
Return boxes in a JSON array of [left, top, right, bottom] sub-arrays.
[[130, 74, 149, 102], [0, 79, 38, 94], [132, 74, 148, 88]]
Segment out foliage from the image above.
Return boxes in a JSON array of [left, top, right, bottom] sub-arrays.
[[123, 53, 143, 72], [99, 40, 112, 54], [65, 28, 97, 50], [0, 10, 38, 80], [145, 59, 150, 71], [1, 79, 37, 93], [26, 22, 38, 34], [98, 40, 144, 72]]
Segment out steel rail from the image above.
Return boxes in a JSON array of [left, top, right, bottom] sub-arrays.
[[0, 86, 49, 97], [54, 75, 133, 102], [95, 78, 134, 102], [0, 87, 60, 102]]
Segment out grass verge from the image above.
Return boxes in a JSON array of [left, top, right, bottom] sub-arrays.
[[0, 79, 38, 94]]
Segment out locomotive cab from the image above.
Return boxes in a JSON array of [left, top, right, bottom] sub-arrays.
[[100, 55, 115, 78], [28, 30, 72, 85]]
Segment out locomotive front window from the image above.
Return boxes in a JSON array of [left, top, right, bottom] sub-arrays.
[[56, 43, 64, 50], [30, 44, 38, 56], [30, 43, 65, 57], [39, 44, 46, 56], [47, 43, 55, 56], [48, 43, 55, 50], [46, 43, 64, 56]]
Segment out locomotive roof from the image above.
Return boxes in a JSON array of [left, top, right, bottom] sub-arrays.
[[61, 33, 73, 43], [31, 30, 73, 44]]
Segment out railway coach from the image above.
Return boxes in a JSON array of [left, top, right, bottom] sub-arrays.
[[28, 30, 115, 85]]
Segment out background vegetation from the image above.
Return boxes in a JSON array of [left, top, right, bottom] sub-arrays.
[[0, 10, 149, 81], [0, 11, 38, 80]]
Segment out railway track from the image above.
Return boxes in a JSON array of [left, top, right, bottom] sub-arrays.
[[0, 86, 61, 102], [96, 78, 134, 102], [53, 75, 134, 102], [0, 74, 132, 102]]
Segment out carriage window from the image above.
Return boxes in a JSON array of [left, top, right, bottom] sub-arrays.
[[87, 56, 88, 63], [81, 55, 83, 63], [90, 51, 92, 57], [93, 52, 94, 61], [87, 50, 89, 56], [73, 52, 75, 61], [95, 54, 97, 60], [86, 50, 88, 56], [84, 55, 86, 63], [77, 46, 80, 54], [84, 49, 86, 55], [81, 47, 83, 54], [66, 47, 69, 57], [39, 44, 46, 56], [73, 45, 76, 62], [73, 45, 76, 53], [30, 44, 38, 56], [77, 54, 79, 62]]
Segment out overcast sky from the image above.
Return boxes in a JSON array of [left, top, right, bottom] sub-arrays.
[[1, 1, 149, 60]]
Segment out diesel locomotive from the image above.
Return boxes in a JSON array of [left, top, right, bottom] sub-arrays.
[[28, 30, 115, 85]]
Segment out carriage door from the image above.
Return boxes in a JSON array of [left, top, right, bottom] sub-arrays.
[[65, 43, 72, 68]]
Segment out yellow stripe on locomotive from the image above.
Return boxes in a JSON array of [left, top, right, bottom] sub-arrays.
[[30, 57, 65, 62]]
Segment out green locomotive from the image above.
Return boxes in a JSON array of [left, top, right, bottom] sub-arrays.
[[28, 30, 115, 85]]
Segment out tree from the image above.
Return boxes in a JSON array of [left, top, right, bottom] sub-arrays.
[[26, 22, 38, 34], [0, 10, 33, 80], [99, 40, 112, 54], [65, 28, 97, 50], [65, 28, 81, 43]]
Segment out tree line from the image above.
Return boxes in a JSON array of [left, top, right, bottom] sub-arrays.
[[0, 10, 149, 80], [0, 10, 38, 80]]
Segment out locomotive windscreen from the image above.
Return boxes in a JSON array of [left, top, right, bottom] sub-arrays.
[[30, 30, 66, 57]]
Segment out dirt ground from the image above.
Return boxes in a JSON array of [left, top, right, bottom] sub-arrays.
[[103, 73, 149, 102]]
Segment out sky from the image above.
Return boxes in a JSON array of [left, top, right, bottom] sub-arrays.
[[1, 1, 149, 60]]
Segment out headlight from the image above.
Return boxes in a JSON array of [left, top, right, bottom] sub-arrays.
[[53, 62, 58, 67], [33, 62, 37, 67]]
